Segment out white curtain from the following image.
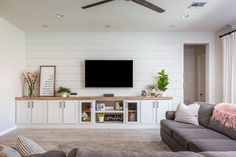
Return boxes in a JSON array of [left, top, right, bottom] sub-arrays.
[[222, 32, 236, 103]]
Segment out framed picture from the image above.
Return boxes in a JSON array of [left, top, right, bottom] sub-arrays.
[[39, 66, 56, 96]]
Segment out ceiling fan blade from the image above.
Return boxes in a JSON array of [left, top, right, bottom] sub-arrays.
[[131, 0, 165, 13], [82, 0, 114, 9]]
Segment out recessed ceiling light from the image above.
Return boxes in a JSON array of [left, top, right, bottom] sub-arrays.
[[182, 14, 190, 18], [105, 24, 112, 28], [169, 25, 176, 29], [56, 13, 64, 18], [41, 24, 48, 28]]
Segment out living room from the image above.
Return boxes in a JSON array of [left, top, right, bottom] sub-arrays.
[[0, 0, 235, 157]]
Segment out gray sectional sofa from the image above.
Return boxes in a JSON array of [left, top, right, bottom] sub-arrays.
[[161, 102, 236, 152]]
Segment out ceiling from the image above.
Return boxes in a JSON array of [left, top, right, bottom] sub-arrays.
[[0, 0, 236, 32]]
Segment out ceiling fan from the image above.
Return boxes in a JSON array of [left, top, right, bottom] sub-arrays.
[[81, 0, 165, 13]]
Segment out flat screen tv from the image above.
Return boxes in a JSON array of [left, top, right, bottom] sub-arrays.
[[85, 60, 133, 87]]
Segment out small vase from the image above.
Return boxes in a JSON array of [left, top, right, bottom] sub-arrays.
[[98, 117, 104, 123], [28, 86, 34, 97]]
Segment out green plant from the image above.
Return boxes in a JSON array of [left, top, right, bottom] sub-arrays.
[[97, 113, 105, 117], [148, 84, 156, 90], [57, 86, 71, 94], [157, 69, 169, 92]]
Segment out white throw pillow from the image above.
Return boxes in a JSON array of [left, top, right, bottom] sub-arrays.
[[16, 136, 46, 157], [175, 103, 200, 125]]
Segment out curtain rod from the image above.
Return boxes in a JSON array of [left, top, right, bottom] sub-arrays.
[[219, 29, 236, 38]]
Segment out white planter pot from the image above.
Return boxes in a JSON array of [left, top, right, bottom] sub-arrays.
[[98, 117, 104, 123], [162, 91, 166, 97], [61, 93, 67, 97]]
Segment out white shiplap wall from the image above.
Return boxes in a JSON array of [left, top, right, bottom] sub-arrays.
[[25, 32, 216, 109]]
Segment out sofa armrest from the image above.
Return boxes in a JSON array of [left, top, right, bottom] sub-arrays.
[[166, 111, 175, 120], [28, 150, 66, 157]]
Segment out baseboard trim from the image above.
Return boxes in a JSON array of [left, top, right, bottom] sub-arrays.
[[0, 126, 16, 136]]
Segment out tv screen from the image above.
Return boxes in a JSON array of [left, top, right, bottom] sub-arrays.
[[85, 60, 133, 87]]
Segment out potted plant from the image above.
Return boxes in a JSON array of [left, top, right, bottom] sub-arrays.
[[148, 84, 156, 96], [57, 86, 71, 97], [22, 71, 39, 97], [157, 69, 169, 97], [97, 113, 105, 123]]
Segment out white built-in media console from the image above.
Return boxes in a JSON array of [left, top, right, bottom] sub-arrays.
[[15, 96, 172, 128]]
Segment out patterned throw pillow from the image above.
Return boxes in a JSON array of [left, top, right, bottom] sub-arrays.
[[0, 145, 21, 157], [175, 103, 200, 125], [16, 136, 46, 157]]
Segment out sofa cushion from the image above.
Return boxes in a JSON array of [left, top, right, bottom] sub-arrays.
[[161, 120, 204, 136], [173, 129, 230, 150], [196, 102, 215, 128], [189, 139, 236, 152], [209, 118, 236, 140]]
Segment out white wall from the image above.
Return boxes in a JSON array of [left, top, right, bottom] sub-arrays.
[[25, 32, 216, 109], [0, 18, 25, 135]]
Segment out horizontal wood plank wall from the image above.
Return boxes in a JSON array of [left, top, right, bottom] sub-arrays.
[[25, 32, 216, 109]]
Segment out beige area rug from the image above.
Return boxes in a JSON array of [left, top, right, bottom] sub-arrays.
[[0, 129, 171, 154], [58, 141, 171, 154]]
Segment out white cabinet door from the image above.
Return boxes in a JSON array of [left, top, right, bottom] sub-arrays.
[[16, 100, 31, 124], [31, 101, 47, 124], [140, 100, 156, 124], [48, 101, 63, 124], [156, 100, 170, 124], [64, 101, 78, 124]]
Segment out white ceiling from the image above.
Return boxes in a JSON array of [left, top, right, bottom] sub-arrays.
[[0, 0, 236, 32]]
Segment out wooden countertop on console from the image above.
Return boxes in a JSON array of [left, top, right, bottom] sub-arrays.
[[15, 96, 173, 101]]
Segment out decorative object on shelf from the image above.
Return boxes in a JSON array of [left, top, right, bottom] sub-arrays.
[[69, 93, 78, 97], [97, 113, 105, 123], [39, 66, 56, 96], [96, 103, 105, 111], [141, 89, 147, 96], [148, 84, 156, 96], [21, 70, 39, 97], [157, 69, 169, 97], [115, 102, 120, 110], [129, 113, 136, 122], [104, 114, 123, 122], [105, 106, 114, 111], [57, 86, 71, 97], [82, 112, 89, 121]]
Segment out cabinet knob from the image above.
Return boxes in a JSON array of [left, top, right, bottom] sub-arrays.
[[156, 102, 159, 108], [153, 102, 156, 108], [31, 102, 34, 108], [60, 102, 62, 108]]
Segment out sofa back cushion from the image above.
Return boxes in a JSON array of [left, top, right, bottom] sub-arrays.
[[196, 102, 215, 128], [209, 119, 236, 140]]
